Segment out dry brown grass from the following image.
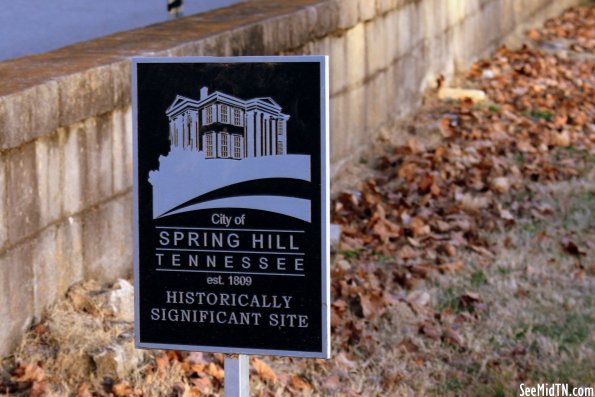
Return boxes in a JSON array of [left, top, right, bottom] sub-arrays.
[[248, 171, 594, 397]]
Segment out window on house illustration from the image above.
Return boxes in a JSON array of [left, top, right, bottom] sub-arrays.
[[221, 105, 229, 124], [278, 121, 284, 135], [206, 106, 213, 124], [277, 141, 283, 155], [221, 133, 229, 157], [187, 119, 192, 147], [234, 135, 241, 158], [205, 134, 213, 157], [233, 108, 241, 126]]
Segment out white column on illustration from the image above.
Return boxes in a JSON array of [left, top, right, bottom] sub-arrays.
[[255, 111, 262, 157], [182, 114, 187, 149], [189, 112, 195, 150], [264, 114, 271, 156], [194, 111, 201, 150], [176, 115, 183, 147], [269, 116, 274, 156], [181, 114, 186, 149], [184, 114, 190, 149], [246, 110, 255, 158]]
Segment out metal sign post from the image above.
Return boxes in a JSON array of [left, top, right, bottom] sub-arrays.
[[224, 355, 249, 397]]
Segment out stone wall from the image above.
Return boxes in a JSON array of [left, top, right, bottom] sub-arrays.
[[0, 0, 580, 356]]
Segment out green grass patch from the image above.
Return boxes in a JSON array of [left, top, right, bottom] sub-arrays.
[[470, 269, 489, 287], [471, 381, 510, 397], [533, 312, 593, 350], [437, 286, 465, 313], [520, 220, 546, 234], [488, 104, 501, 113], [531, 358, 595, 386], [338, 249, 362, 260], [371, 251, 393, 262], [509, 186, 532, 202], [514, 152, 526, 165], [513, 323, 530, 341], [570, 191, 595, 208], [561, 191, 595, 231], [433, 377, 468, 395], [497, 266, 513, 275], [521, 110, 554, 121], [432, 368, 517, 397]]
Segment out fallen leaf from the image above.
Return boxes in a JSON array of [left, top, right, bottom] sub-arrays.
[[470, 245, 494, 257], [443, 327, 465, 347], [186, 351, 206, 364], [437, 261, 464, 273], [30, 381, 46, 397], [397, 338, 419, 353], [454, 312, 475, 324], [491, 177, 510, 193], [322, 375, 341, 391], [438, 117, 455, 138], [457, 193, 490, 213], [190, 363, 207, 373], [561, 237, 587, 256], [498, 206, 515, 220], [13, 362, 45, 383], [33, 323, 48, 336], [461, 291, 481, 302], [112, 382, 133, 397], [527, 28, 541, 40], [358, 291, 385, 320], [76, 383, 92, 397], [252, 358, 277, 383], [550, 129, 571, 147], [407, 290, 431, 307], [410, 217, 430, 236], [335, 352, 358, 369], [155, 353, 169, 377], [419, 322, 441, 339], [398, 245, 418, 260], [205, 362, 224, 380], [191, 376, 212, 392], [418, 174, 434, 194], [290, 375, 312, 391]]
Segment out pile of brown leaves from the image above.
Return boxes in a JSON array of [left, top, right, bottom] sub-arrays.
[[329, 4, 594, 386], [333, 26, 594, 277], [527, 6, 595, 53]]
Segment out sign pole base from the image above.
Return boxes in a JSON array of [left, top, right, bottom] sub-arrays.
[[224, 354, 249, 397]]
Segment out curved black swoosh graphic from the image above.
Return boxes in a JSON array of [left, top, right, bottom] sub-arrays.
[[159, 177, 311, 217]]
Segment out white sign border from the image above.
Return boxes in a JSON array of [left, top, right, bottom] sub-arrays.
[[132, 56, 330, 359]]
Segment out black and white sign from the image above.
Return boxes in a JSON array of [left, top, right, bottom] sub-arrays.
[[132, 56, 330, 358]]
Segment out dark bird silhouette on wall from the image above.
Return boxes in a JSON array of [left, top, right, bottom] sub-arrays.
[[167, 0, 183, 17]]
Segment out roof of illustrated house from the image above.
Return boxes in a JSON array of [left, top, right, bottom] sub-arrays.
[[166, 89, 287, 119]]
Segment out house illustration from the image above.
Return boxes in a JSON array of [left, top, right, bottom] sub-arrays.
[[165, 87, 290, 159]]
